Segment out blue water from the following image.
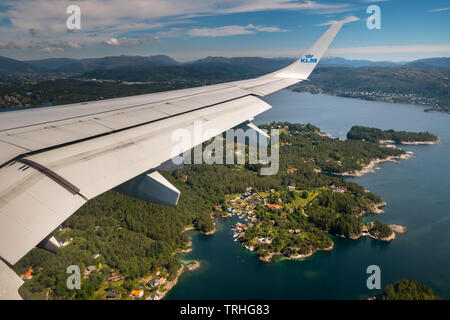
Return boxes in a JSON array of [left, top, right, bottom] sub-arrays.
[[166, 91, 450, 300]]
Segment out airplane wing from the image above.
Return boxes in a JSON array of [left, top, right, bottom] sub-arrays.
[[0, 22, 343, 299]]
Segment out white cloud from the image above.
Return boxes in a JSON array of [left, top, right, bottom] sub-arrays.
[[0, 0, 354, 39], [102, 35, 159, 47], [187, 24, 288, 37], [318, 15, 360, 26], [0, 0, 356, 56], [429, 7, 450, 13], [103, 38, 120, 46]]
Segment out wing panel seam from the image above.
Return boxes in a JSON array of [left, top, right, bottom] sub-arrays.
[[1, 93, 256, 168], [16, 158, 83, 197], [0, 84, 238, 133]]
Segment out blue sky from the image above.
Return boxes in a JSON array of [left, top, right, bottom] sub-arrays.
[[0, 0, 449, 61]]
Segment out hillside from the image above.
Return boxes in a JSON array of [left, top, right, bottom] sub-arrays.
[[404, 57, 450, 70], [291, 66, 450, 113], [0, 56, 36, 76], [0, 55, 180, 76]]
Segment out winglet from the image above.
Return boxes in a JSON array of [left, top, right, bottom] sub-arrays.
[[273, 22, 343, 80]]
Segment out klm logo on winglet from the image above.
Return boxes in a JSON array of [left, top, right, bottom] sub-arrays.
[[301, 54, 317, 63]]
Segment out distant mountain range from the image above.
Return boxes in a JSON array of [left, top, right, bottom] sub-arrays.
[[319, 57, 403, 68], [26, 55, 179, 73], [0, 56, 36, 75], [402, 58, 450, 70], [0, 54, 449, 77]]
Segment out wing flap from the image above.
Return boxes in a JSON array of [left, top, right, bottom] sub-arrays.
[[0, 161, 86, 264]]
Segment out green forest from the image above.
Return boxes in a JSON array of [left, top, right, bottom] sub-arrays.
[[14, 122, 415, 299], [381, 279, 440, 300], [347, 126, 439, 143]]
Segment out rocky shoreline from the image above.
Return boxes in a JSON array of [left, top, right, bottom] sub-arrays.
[[204, 219, 217, 235], [258, 242, 334, 263], [287, 243, 334, 261], [335, 152, 415, 177], [401, 137, 440, 145], [363, 224, 407, 242], [156, 260, 201, 300], [360, 201, 387, 215], [178, 241, 193, 254], [380, 138, 440, 145], [162, 220, 217, 299]]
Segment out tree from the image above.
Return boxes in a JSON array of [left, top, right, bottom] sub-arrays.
[[382, 279, 440, 300]]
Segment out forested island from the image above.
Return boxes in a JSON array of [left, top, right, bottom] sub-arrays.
[[347, 126, 440, 144], [13, 122, 430, 299], [378, 279, 440, 300]]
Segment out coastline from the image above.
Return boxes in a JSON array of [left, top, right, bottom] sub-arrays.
[[360, 201, 387, 215], [204, 218, 217, 235], [335, 152, 414, 177], [290, 89, 449, 115], [157, 260, 201, 300], [287, 242, 334, 261], [178, 241, 193, 254], [163, 219, 217, 299], [399, 138, 441, 145], [380, 138, 441, 145], [354, 224, 407, 242], [183, 214, 217, 236], [183, 226, 196, 233], [368, 224, 407, 242], [258, 242, 335, 263]]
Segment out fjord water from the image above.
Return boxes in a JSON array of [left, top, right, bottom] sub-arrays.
[[166, 91, 450, 300]]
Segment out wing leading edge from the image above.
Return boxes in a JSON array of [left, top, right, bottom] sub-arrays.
[[0, 22, 343, 299]]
